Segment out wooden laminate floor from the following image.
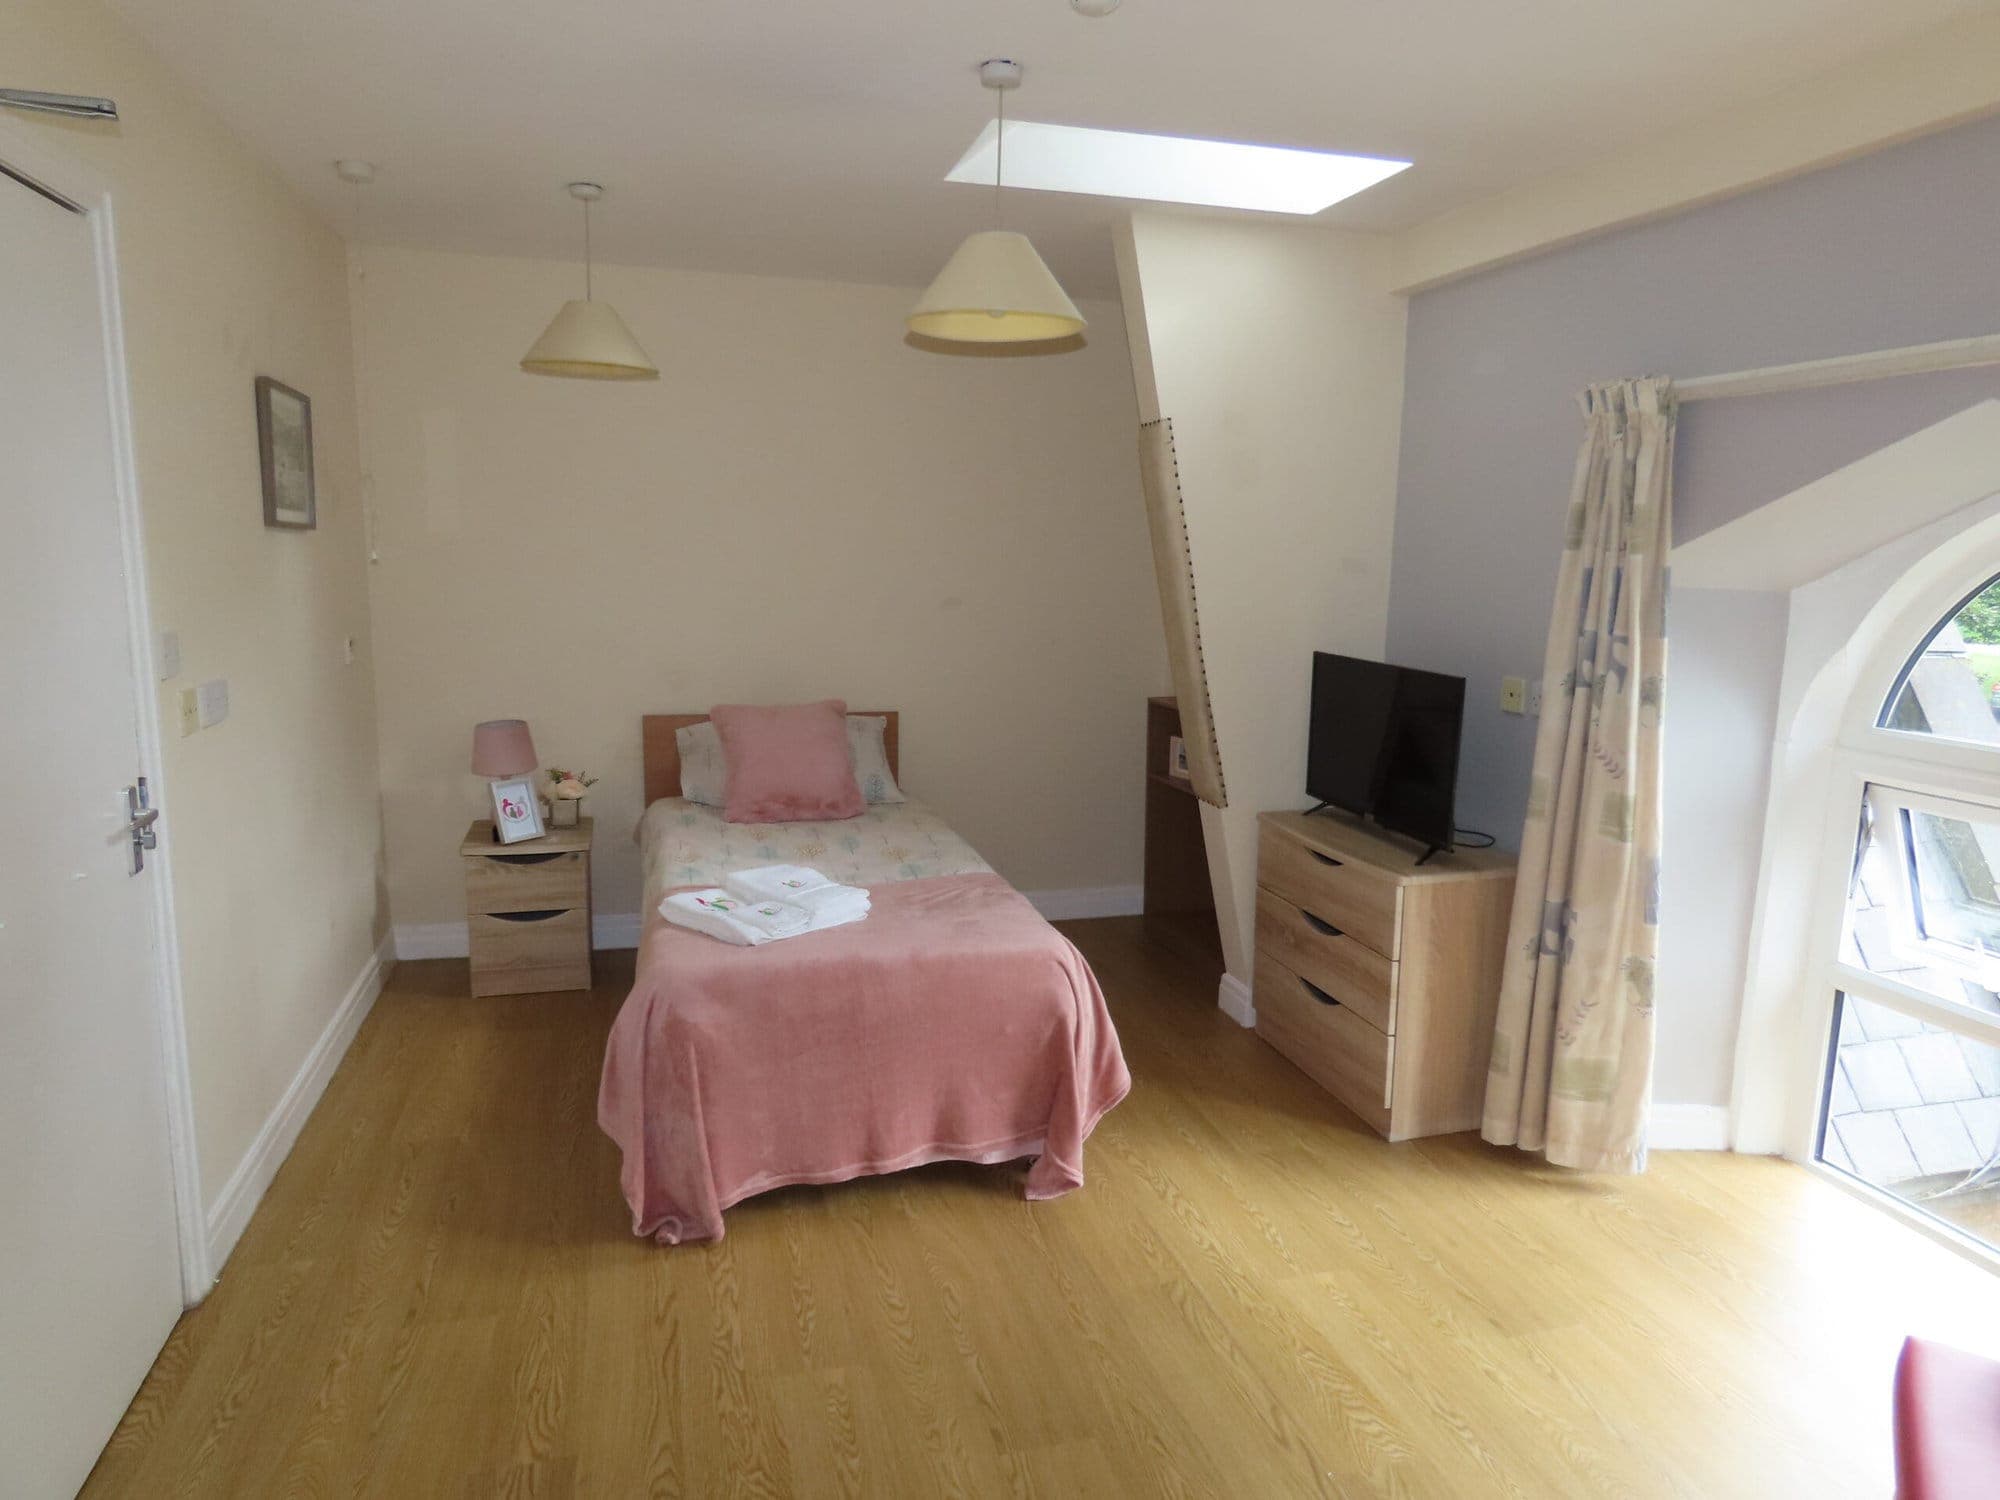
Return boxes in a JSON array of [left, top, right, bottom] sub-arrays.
[[83, 919, 2000, 1498]]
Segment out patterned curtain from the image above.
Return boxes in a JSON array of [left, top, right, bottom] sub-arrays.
[[1483, 378, 1674, 1173]]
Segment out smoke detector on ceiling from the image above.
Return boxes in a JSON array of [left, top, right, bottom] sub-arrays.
[[1071, 0, 1122, 15]]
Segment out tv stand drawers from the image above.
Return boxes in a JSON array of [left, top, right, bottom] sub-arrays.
[[1252, 810, 1514, 1142], [1252, 947, 1393, 1135], [1256, 830, 1401, 955], [1254, 888, 1396, 1033]]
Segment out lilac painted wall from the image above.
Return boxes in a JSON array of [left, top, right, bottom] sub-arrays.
[[1388, 113, 2000, 1112]]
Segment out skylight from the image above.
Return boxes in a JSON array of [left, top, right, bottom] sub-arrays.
[[945, 121, 1410, 216]]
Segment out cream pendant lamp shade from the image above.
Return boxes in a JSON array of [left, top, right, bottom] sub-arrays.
[[909, 61, 1085, 346], [521, 299, 658, 380], [908, 230, 1084, 343], [521, 182, 659, 380]]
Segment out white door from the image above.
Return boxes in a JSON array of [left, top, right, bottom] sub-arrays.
[[0, 160, 185, 1496]]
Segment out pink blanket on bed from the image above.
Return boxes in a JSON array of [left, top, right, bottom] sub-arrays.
[[597, 873, 1130, 1244]]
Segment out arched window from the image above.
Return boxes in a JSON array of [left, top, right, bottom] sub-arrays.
[[1880, 573, 2000, 747], [1818, 578, 2000, 1256]]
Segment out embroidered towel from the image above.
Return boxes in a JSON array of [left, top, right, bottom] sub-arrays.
[[726, 865, 871, 922], [660, 883, 868, 947], [660, 890, 807, 947]]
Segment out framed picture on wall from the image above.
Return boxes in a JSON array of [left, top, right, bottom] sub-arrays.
[[255, 375, 316, 529], [490, 777, 546, 844]]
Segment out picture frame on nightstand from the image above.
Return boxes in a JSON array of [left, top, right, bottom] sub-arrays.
[[489, 776, 545, 843]]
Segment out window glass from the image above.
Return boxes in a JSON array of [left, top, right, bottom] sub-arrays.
[[1881, 575, 2000, 746], [1909, 807, 2000, 958], [1842, 795, 2000, 1017], [1819, 992, 2000, 1255]]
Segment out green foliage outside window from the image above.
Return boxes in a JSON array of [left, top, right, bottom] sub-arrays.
[[1955, 578, 2000, 646]]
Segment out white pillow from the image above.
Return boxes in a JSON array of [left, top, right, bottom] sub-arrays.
[[676, 720, 727, 807], [846, 715, 906, 804], [679, 714, 904, 806]]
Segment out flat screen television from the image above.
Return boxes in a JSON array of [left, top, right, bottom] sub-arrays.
[[1306, 652, 1465, 862]]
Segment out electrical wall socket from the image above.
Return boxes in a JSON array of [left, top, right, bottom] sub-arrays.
[[177, 686, 199, 737], [1527, 679, 1544, 717], [1499, 676, 1527, 715]]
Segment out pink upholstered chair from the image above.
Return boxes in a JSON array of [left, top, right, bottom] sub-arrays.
[[1895, 1337, 2000, 1499]]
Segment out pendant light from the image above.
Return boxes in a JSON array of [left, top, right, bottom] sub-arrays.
[[908, 61, 1085, 345], [521, 181, 659, 380]]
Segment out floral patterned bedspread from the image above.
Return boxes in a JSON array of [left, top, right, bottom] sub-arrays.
[[637, 797, 993, 911]]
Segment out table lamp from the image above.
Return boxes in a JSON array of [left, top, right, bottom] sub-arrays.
[[472, 719, 539, 841]]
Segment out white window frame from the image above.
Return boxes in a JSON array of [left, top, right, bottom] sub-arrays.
[[1842, 783, 2000, 1018], [1797, 581, 2000, 1270]]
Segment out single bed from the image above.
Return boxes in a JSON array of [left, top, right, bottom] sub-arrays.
[[597, 712, 1131, 1244]]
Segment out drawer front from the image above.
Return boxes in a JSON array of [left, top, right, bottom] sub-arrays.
[[1254, 888, 1397, 1034], [1258, 828, 1401, 958], [469, 908, 590, 995], [465, 850, 588, 913], [1253, 950, 1393, 1135]]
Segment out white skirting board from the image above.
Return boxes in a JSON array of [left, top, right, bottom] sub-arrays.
[[1217, 973, 1256, 1028], [1029, 884, 1145, 921], [201, 935, 394, 1288], [394, 886, 1146, 960], [1646, 1104, 1733, 1151]]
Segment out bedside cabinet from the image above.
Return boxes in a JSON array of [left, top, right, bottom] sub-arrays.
[[460, 818, 594, 997], [1252, 810, 1515, 1141]]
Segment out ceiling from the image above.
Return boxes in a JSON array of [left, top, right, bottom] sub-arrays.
[[106, 0, 1979, 300]]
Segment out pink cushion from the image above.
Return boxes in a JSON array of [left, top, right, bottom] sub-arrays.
[[1895, 1336, 2000, 1500], [710, 700, 865, 825]]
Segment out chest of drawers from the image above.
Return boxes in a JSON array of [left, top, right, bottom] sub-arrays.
[[1252, 810, 1514, 1141], [460, 818, 594, 997]]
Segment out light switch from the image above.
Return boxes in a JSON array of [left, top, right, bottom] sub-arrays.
[[1500, 676, 1527, 715], [177, 687, 199, 737], [196, 677, 229, 728], [157, 630, 181, 681]]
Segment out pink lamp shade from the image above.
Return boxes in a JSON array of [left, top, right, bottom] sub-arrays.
[[471, 719, 538, 778]]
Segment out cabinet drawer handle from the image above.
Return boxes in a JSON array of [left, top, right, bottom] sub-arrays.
[[490, 909, 566, 923], [1299, 976, 1340, 1008], [1300, 910, 1344, 938], [490, 851, 567, 867], [1307, 849, 1343, 868]]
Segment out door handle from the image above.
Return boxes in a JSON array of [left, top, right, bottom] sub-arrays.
[[126, 777, 159, 874]]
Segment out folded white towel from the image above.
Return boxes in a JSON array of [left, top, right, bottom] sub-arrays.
[[726, 863, 837, 901], [727, 865, 871, 921], [659, 889, 808, 947], [660, 882, 867, 947], [800, 892, 869, 925]]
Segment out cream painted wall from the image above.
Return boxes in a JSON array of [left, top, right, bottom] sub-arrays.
[[357, 245, 1165, 931], [1115, 214, 1409, 988], [2, 1, 384, 1221]]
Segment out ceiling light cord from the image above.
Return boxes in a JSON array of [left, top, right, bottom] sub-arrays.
[[904, 58, 1083, 346], [582, 194, 593, 302], [994, 85, 1005, 232]]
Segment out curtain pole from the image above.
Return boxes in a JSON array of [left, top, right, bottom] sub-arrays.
[[1674, 331, 2000, 404]]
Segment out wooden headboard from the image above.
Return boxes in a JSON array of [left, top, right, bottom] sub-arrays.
[[642, 711, 900, 807]]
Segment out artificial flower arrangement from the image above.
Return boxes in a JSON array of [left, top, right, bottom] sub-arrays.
[[544, 767, 599, 826]]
